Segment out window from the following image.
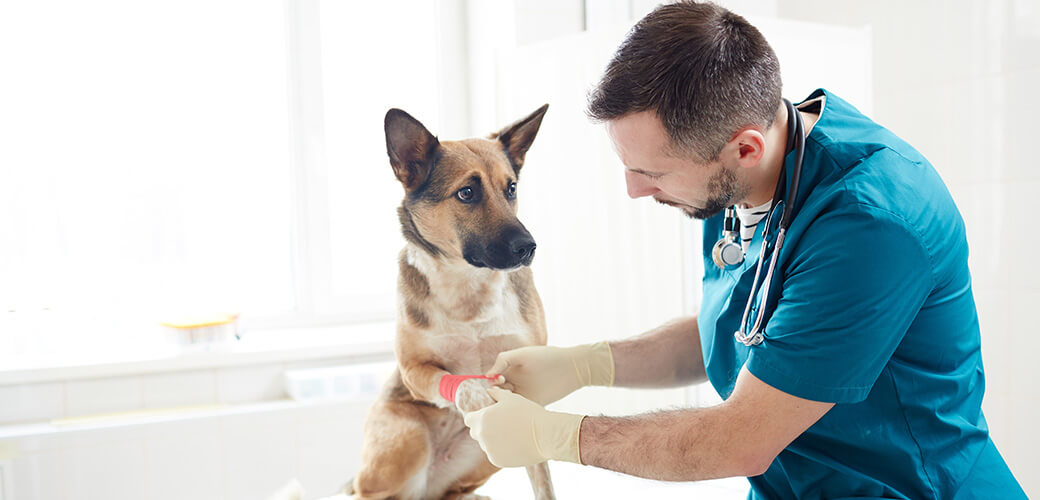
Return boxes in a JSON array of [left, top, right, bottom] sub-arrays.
[[0, 0, 464, 361], [315, 0, 449, 320]]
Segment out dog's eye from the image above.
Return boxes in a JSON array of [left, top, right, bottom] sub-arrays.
[[506, 182, 517, 199], [456, 186, 475, 202]]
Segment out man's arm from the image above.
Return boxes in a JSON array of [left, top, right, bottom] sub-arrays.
[[486, 315, 706, 404], [609, 315, 707, 388], [579, 367, 834, 481]]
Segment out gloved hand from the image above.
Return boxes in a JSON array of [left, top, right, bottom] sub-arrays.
[[463, 387, 585, 467], [486, 342, 614, 405]]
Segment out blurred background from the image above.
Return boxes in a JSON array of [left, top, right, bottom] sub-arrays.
[[0, 0, 1036, 499]]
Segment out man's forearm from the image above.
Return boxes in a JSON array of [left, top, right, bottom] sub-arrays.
[[609, 315, 706, 388], [578, 406, 762, 481]]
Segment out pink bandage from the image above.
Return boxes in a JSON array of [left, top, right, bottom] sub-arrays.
[[439, 374, 501, 403]]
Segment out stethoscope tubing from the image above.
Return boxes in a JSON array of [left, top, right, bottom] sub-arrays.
[[733, 99, 805, 346]]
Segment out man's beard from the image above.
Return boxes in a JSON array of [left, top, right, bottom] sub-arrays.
[[655, 166, 747, 220]]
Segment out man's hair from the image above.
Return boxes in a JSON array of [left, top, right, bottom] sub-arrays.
[[587, 1, 782, 161]]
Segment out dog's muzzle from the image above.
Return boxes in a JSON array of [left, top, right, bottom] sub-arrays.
[[464, 227, 536, 270]]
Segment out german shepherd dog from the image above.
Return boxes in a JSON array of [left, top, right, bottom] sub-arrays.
[[347, 105, 555, 500]]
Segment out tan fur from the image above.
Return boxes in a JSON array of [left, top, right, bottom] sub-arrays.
[[402, 138, 524, 263], [351, 114, 553, 500]]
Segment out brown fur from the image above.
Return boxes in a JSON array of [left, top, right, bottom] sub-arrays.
[[349, 106, 553, 500]]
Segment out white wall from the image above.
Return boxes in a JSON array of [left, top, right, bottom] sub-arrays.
[[493, 25, 692, 417]]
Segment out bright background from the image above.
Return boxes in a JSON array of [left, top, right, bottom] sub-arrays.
[[0, 1, 1035, 499]]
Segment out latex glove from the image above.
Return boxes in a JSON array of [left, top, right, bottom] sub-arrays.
[[486, 342, 614, 405], [463, 387, 585, 468]]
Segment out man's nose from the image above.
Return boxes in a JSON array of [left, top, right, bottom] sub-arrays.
[[625, 171, 658, 199]]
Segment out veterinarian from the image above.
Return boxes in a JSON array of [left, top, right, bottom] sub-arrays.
[[462, 2, 1026, 498]]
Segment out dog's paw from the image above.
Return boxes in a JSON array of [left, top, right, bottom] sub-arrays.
[[454, 378, 496, 413]]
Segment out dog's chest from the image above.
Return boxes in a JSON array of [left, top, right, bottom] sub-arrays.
[[425, 292, 531, 374], [407, 249, 538, 374]]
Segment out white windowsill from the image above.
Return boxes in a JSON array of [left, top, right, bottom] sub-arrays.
[[0, 321, 396, 386]]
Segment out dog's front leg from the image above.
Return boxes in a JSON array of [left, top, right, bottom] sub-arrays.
[[400, 360, 453, 408], [525, 462, 556, 500], [399, 361, 496, 413]]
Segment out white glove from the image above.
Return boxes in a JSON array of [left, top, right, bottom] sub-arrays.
[[464, 387, 585, 467], [487, 342, 614, 405]]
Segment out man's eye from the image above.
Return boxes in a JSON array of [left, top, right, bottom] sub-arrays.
[[457, 186, 475, 202], [506, 182, 517, 198]]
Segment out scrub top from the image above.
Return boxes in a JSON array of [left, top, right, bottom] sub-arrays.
[[698, 89, 1025, 499]]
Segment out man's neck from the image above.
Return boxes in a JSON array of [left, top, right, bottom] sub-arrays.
[[741, 103, 790, 207], [741, 104, 817, 207]]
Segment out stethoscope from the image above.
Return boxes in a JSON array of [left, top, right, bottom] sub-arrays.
[[711, 98, 805, 347]]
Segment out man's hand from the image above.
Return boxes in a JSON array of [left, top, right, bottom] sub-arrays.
[[486, 342, 614, 405], [463, 387, 585, 468]]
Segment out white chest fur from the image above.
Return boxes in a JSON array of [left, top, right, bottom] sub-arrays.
[[406, 246, 532, 374]]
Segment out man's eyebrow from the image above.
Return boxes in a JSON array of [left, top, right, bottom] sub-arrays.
[[627, 167, 665, 177]]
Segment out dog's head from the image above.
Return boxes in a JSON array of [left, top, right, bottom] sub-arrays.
[[385, 105, 548, 270]]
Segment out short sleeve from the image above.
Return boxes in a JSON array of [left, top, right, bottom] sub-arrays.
[[746, 205, 933, 403]]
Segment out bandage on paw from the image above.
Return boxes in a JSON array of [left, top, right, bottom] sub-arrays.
[[439, 374, 501, 403]]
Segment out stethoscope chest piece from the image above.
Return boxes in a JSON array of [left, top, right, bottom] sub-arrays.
[[712, 207, 744, 270], [711, 236, 744, 270]]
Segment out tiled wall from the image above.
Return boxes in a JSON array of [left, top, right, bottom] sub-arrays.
[[1, 364, 291, 426], [9, 399, 372, 500]]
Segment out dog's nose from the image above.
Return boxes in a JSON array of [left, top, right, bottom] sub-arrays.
[[510, 237, 537, 262]]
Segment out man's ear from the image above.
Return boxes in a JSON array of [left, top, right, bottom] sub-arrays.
[[492, 104, 549, 174], [385, 108, 440, 191], [731, 128, 767, 169]]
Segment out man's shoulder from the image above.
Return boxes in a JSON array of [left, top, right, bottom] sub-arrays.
[[804, 90, 964, 261], [802, 89, 925, 171], [798, 145, 967, 285], [837, 146, 958, 229]]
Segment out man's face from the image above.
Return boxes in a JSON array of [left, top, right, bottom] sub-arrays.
[[606, 111, 748, 220]]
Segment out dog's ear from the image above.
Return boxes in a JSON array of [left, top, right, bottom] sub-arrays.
[[492, 104, 548, 174], [385, 108, 440, 191]]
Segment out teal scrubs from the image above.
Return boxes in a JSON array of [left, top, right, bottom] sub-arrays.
[[699, 89, 1025, 499]]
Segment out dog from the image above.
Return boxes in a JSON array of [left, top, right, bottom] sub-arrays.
[[345, 104, 555, 500]]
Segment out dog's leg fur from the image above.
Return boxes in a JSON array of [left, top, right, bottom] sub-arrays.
[[443, 494, 490, 500], [525, 463, 556, 500], [454, 378, 497, 413], [437, 455, 498, 500], [352, 400, 431, 499], [399, 359, 453, 408]]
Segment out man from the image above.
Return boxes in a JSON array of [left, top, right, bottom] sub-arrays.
[[462, 2, 1027, 499]]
